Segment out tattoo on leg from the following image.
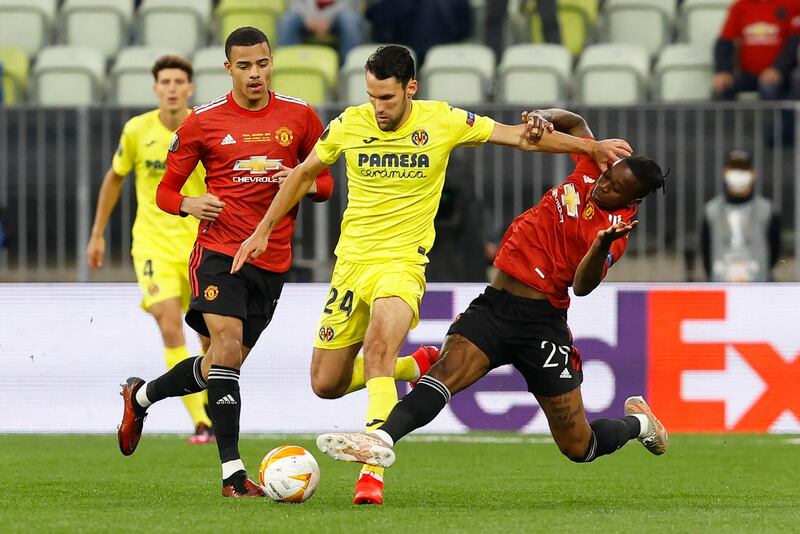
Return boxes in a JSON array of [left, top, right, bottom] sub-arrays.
[[544, 394, 581, 431]]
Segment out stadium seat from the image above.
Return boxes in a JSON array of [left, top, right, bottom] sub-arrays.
[[216, 0, 285, 45], [531, 0, 599, 56], [111, 46, 179, 106], [339, 43, 417, 106], [420, 44, 495, 105], [680, 0, 733, 52], [0, 47, 30, 105], [32, 46, 105, 106], [271, 45, 338, 105], [575, 43, 649, 105], [0, 0, 57, 56], [654, 44, 713, 102], [193, 46, 229, 104], [497, 43, 572, 105], [61, 0, 134, 59], [602, 0, 677, 57], [139, 0, 211, 57]]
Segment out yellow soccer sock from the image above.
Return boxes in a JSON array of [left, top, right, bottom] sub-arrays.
[[345, 355, 418, 394], [394, 355, 418, 382], [164, 345, 212, 428], [360, 376, 398, 479]]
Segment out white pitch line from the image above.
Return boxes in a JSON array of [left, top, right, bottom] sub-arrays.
[[405, 435, 553, 444], [229, 433, 554, 444]]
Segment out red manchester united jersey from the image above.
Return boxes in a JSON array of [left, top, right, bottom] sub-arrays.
[[157, 91, 334, 272], [720, 0, 800, 75], [494, 148, 637, 310]]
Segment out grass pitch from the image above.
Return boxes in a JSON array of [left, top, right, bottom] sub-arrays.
[[0, 434, 797, 533]]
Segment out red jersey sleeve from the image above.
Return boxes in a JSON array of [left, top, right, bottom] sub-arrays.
[[719, 1, 742, 40], [566, 136, 602, 185], [157, 111, 206, 215], [302, 104, 334, 202]]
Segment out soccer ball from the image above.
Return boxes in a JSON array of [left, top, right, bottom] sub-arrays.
[[258, 445, 320, 503]]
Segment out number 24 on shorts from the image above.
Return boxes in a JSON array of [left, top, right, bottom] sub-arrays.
[[323, 287, 354, 317]]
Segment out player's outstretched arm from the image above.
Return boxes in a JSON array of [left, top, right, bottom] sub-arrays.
[[487, 121, 632, 168], [522, 108, 592, 138], [573, 220, 638, 296], [87, 167, 125, 270], [231, 150, 330, 273]]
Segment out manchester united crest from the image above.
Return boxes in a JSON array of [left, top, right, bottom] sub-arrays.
[[275, 126, 294, 147], [411, 129, 429, 146], [582, 204, 595, 220], [204, 285, 219, 301]]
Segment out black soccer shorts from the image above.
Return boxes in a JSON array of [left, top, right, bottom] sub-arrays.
[[186, 248, 285, 348], [447, 286, 583, 397]]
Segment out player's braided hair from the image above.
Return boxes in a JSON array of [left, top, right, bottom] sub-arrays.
[[152, 55, 192, 82], [366, 45, 416, 87], [224, 26, 271, 60], [625, 156, 668, 197]]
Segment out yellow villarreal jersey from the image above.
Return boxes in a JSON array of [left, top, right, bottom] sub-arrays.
[[112, 109, 206, 262], [315, 100, 495, 264]]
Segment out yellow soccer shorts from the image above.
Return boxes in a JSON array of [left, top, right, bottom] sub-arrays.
[[133, 256, 192, 312], [314, 259, 427, 350]]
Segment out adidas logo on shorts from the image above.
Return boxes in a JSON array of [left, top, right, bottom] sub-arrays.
[[559, 368, 572, 379]]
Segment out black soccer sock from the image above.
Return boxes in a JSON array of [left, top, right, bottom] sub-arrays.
[[580, 416, 641, 462], [207, 365, 242, 464], [139, 356, 206, 409], [379, 375, 451, 443]]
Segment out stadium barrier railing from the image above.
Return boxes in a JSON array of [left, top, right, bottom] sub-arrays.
[[0, 102, 797, 282]]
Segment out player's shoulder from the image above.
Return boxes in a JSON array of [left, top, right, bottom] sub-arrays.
[[192, 93, 229, 118], [414, 99, 453, 115], [340, 103, 373, 122], [123, 109, 159, 134], [273, 91, 309, 109]]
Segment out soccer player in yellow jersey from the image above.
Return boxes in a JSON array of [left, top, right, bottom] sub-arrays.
[[233, 45, 632, 504], [86, 56, 213, 444]]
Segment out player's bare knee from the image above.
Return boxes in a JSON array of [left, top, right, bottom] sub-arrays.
[[159, 322, 184, 347], [310, 376, 346, 399], [211, 336, 243, 369], [362, 337, 391, 361]]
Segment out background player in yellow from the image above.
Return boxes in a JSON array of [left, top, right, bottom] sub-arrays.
[[86, 56, 214, 444], [232, 45, 632, 503]]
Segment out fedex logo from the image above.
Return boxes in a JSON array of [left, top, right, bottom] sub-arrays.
[[649, 290, 800, 432], [403, 287, 800, 433]]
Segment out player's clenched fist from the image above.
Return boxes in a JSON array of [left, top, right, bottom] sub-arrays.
[[86, 235, 105, 270], [520, 110, 554, 144], [179, 193, 225, 221]]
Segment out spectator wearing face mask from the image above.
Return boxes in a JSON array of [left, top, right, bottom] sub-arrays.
[[700, 150, 781, 282]]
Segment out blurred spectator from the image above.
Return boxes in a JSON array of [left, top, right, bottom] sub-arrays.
[[277, 0, 364, 61], [485, 0, 561, 59], [427, 155, 489, 282], [700, 150, 780, 282], [712, 0, 800, 100], [366, 0, 471, 63]]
